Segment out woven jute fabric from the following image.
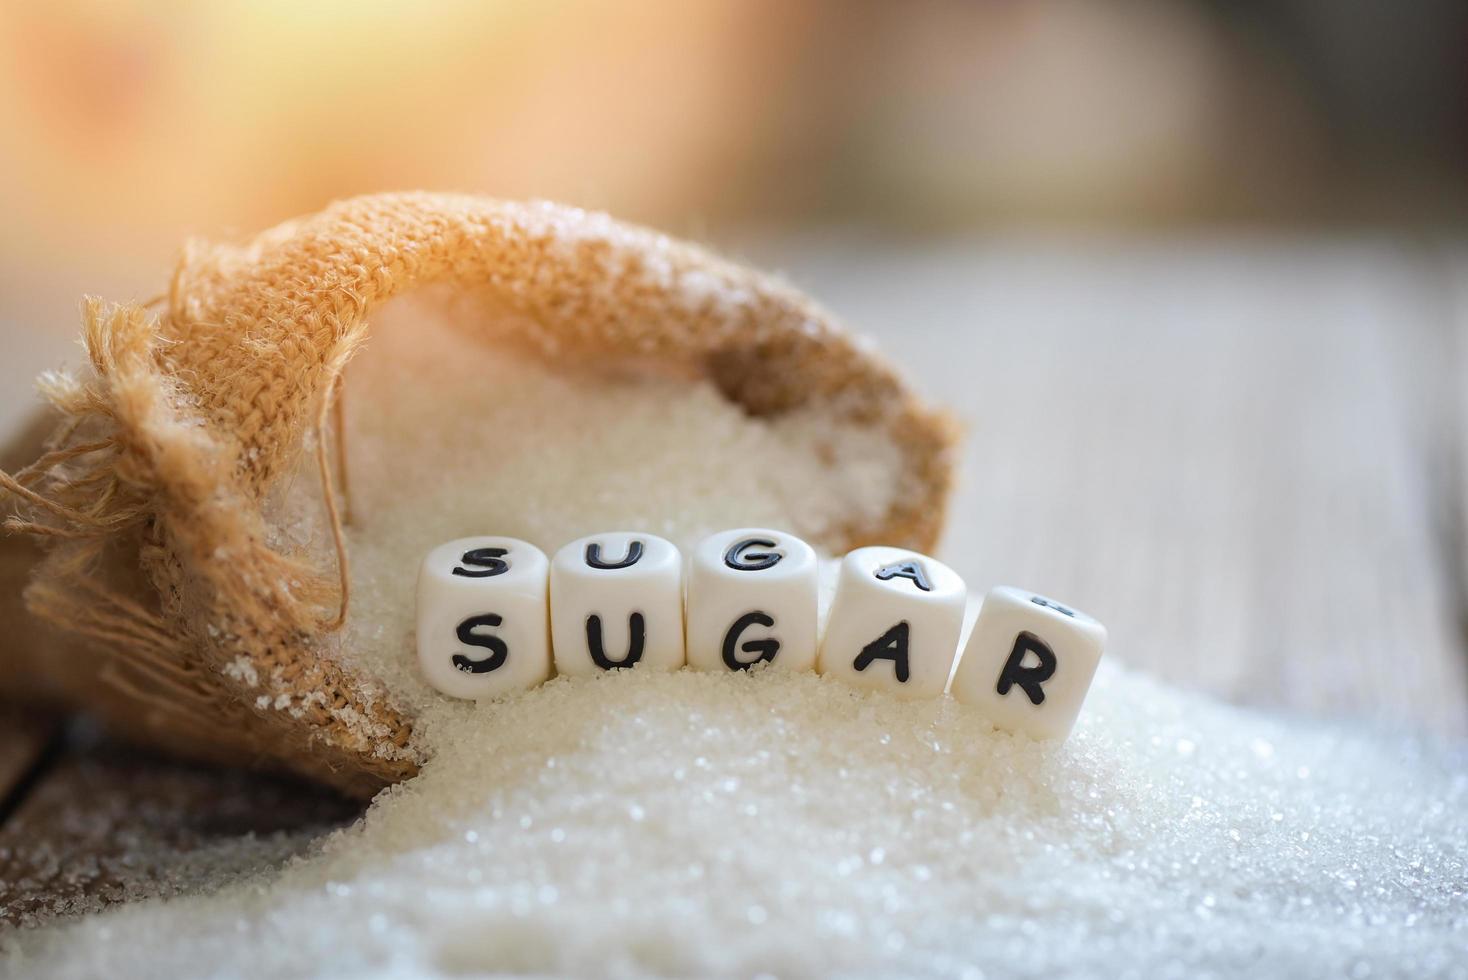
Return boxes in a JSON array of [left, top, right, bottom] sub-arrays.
[[0, 193, 957, 797]]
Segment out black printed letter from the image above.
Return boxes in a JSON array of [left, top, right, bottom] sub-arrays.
[[453, 547, 509, 578], [585, 541, 644, 569], [852, 621, 910, 682], [586, 612, 646, 668], [452, 613, 509, 673], [995, 632, 1056, 705], [723, 538, 783, 572], [873, 560, 932, 592], [722, 611, 779, 670], [1029, 595, 1075, 618]]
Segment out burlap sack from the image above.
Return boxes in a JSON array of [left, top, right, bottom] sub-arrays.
[[0, 193, 957, 797]]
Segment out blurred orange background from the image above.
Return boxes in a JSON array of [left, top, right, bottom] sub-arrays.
[[3, 0, 1467, 426]]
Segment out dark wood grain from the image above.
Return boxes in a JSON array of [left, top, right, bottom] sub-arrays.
[[0, 727, 360, 929], [0, 708, 59, 826]]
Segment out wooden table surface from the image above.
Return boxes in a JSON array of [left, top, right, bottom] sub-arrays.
[[4, 234, 1467, 926], [757, 234, 1468, 736]]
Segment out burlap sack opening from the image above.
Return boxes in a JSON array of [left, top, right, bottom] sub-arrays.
[[0, 193, 957, 797]]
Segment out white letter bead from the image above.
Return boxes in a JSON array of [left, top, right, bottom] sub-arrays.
[[817, 546, 966, 699], [416, 537, 551, 701], [951, 586, 1106, 741], [550, 532, 685, 678], [686, 528, 820, 673]]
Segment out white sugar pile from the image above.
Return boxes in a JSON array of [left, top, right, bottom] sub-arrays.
[[4, 665, 1466, 978], [7, 296, 1467, 977]]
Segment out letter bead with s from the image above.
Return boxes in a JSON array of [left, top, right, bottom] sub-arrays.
[[415, 537, 552, 700]]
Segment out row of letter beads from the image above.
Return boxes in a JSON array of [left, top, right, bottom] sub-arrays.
[[416, 529, 1106, 741]]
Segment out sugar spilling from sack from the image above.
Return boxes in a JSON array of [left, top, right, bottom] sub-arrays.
[[301, 291, 904, 728], [6, 297, 1466, 976], [4, 665, 1466, 978]]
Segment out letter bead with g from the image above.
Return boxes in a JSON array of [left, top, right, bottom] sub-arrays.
[[686, 528, 820, 673]]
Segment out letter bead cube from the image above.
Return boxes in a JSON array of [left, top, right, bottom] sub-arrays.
[[550, 532, 685, 678], [416, 537, 551, 700], [686, 528, 820, 673], [951, 586, 1106, 741], [817, 546, 966, 699]]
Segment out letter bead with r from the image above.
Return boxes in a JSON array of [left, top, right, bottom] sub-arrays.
[[951, 586, 1105, 741]]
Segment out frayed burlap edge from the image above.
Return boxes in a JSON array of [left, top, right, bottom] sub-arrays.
[[0, 193, 958, 798]]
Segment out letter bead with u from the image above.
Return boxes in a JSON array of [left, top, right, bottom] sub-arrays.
[[550, 532, 685, 678]]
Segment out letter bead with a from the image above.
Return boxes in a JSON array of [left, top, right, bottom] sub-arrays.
[[416, 537, 551, 700], [686, 528, 820, 673], [951, 586, 1105, 741], [817, 546, 966, 699], [550, 532, 685, 677]]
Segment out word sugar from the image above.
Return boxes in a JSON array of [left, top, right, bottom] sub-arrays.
[[417, 529, 1106, 740]]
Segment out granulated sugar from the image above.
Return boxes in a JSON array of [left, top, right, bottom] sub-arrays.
[[4, 665, 1466, 978], [7, 297, 1465, 976], [312, 293, 902, 723]]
